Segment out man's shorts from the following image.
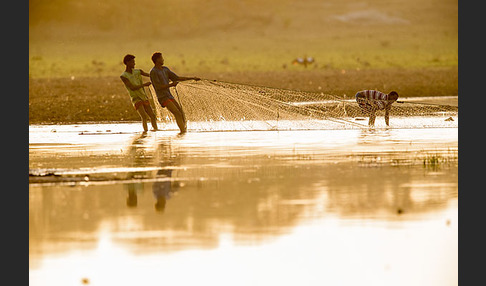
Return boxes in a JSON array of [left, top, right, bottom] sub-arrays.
[[134, 100, 150, 110], [158, 97, 175, 108], [356, 92, 373, 113]]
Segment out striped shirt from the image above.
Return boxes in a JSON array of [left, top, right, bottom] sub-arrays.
[[356, 90, 391, 110]]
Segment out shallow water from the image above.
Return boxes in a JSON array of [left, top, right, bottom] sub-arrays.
[[29, 122, 458, 286]]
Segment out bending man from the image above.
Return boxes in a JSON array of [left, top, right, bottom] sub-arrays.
[[355, 90, 399, 126]]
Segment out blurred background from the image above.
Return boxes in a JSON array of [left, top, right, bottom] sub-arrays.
[[29, 0, 457, 77]]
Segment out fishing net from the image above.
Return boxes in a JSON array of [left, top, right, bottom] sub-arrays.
[[146, 79, 458, 131]]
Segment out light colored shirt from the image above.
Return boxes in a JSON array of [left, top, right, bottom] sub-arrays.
[[120, 69, 149, 104]]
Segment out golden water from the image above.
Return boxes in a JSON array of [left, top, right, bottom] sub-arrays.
[[29, 123, 458, 286]]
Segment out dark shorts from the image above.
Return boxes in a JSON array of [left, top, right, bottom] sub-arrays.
[[356, 93, 373, 113], [134, 100, 150, 110]]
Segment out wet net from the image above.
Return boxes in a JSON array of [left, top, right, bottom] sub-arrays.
[[146, 79, 458, 131]]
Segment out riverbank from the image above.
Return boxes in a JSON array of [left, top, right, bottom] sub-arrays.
[[29, 66, 457, 124]]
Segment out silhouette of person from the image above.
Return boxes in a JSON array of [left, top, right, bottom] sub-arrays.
[[153, 168, 175, 212], [126, 184, 138, 207], [120, 54, 159, 133], [355, 90, 399, 126], [149, 52, 200, 133], [124, 132, 150, 208]]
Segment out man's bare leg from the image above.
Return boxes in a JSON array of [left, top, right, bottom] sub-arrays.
[[165, 101, 186, 133], [143, 105, 159, 130], [136, 106, 149, 132]]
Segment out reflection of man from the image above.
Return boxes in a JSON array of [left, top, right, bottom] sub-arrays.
[[126, 184, 139, 207], [125, 132, 151, 208], [153, 169, 174, 212]]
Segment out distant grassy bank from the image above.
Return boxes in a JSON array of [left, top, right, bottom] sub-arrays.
[[29, 67, 457, 124]]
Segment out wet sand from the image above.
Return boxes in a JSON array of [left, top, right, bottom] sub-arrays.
[[29, 123, 458, 286]]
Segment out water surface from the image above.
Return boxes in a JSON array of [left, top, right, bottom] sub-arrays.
[[29, 123, 458, 286]]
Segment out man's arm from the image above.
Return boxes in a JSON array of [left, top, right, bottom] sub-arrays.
[[140, 70, 150, 77], [167, 69, 200, 82], [120, 76, 151, 91], [175, 76, 200, 81]]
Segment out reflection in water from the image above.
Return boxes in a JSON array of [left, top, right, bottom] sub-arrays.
[[153, 169, 177, 212], [126, 184, 139, 207], [124, 133, 150, 208], [153, 137, 180, 212], [29, 127, 458, 286], [124, 133, 184, 212], [30, 145, 457, 251]]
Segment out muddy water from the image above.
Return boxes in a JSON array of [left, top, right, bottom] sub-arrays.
[[29, 123, 458, 286]]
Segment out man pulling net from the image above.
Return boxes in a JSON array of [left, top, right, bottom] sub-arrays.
[[145, 77, 456, 131], [149, 52, 200, 133]]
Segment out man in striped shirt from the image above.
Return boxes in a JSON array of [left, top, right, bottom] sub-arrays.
[[355, 90, 399, 126]]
